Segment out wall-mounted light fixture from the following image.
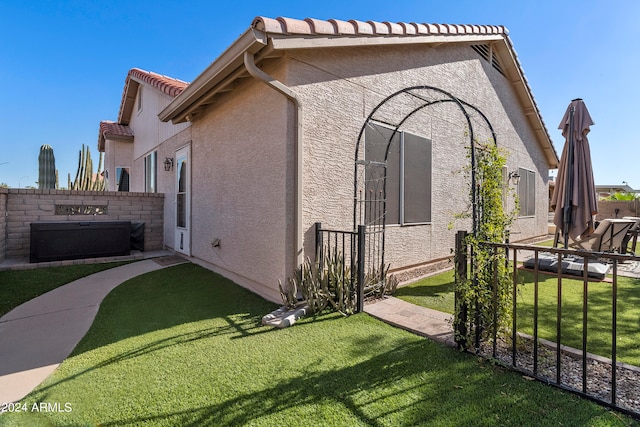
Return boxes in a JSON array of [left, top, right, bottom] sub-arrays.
[[163, 157, 174, 171], [508, 170, 521, 186]]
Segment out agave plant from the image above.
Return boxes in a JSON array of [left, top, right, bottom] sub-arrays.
[[280, 252, 398, 317]]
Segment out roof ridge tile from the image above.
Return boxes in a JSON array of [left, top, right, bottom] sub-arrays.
[[367, 20, 390, 35], [383, 21, 404, 35], [277, 16, 312, 34], [348, 19, 374, 35], [252, 15, 507, 38], [304, 18, 335, 35], [328, 19, 356, 35]]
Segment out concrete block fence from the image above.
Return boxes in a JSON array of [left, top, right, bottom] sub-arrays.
[[0, 188, 164, 261], [596, 200, 640, 221]]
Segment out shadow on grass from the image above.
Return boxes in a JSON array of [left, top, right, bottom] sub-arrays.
[[16, 264, 635, 426], [71, 263, 279, 352], [89, 339, 618, 427], [25, 264, 278, 394], [394, 281, 455, 299]]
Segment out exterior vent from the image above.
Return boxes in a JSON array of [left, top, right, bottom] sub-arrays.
[[471, 44, 505, 77]]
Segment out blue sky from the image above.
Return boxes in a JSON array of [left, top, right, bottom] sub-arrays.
[[1, 0, 639, 189]]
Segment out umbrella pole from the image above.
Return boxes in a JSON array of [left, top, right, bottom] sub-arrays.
[[563, 104, 576, 249]]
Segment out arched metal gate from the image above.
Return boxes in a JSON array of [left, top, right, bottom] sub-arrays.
[[352, 85, 497, 288], [315, 85, 498, 311]]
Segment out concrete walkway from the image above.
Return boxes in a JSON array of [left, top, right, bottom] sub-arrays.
[[0, 256, 453, 405], [0, 256, 185, 404], [365, 297, 456, 347]]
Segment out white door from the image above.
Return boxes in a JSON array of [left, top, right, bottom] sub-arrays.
[[175, 145, 191, 255]]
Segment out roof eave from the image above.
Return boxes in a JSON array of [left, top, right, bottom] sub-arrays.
[[98, 133, 134, 152], [157, 18, 559, 169], [159, 28, 269, 124], [118, 79, 140, 125], [268, 33, 504, 50], [497, 35, 559, 168]]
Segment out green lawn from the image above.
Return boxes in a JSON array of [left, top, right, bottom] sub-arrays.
[[1, 263, 636, 426], [0, 261, 129, 318], [395, 267, 640, 366]]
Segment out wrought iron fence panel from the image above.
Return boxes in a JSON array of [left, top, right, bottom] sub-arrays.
[[458, 239, 640, 418]]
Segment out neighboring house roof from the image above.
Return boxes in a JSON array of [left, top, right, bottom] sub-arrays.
[[98, 68, 189, 152], [118, 68, 189, 125], [98, 120, 134, 152], [595, 184, 635, 193], [159, 16, 558, 168]]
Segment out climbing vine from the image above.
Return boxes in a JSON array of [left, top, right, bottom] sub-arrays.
[[454, 140, 517, 349]]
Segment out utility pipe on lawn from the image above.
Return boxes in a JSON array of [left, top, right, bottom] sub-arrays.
[[243, 51, 304, 267]]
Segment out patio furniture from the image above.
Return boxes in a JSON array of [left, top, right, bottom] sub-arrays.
[[569, 218, 636, 253], [621, 216, 640, 254]]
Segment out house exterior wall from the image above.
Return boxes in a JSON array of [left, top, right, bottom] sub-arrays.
[[101, 41, 552, 302], [135, 126, 192, 251], [187, 66, 293, 302], [2, 189, 164, 260], [286, 43, 550, 269], [104, 139, 133, 191], [118, 84, 190, 194]]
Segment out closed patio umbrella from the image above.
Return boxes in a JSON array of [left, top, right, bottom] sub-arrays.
[[551, 98, 597, 248]]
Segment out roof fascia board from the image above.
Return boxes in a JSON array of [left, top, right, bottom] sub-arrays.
[[268, 33, 504, 50], [104, 134, 134, 142], [496, 36, 558, 167], [118, 79, 140, 125], [98, 134, 134, 152], [159, 28, 268, 123]]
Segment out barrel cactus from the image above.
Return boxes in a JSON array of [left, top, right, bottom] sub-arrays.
[[38, 144, 57, 189]]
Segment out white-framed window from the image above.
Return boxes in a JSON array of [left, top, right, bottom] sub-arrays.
[[137, 87, 143, 113], [115, 167, 130, 192], [518, 167, 535, 217], [144, 151, 157, 193], [365, 122, 432, 225]]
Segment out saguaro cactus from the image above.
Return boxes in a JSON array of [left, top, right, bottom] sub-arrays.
[[68, 144, 105, 191], [38, 144, 57, 189]]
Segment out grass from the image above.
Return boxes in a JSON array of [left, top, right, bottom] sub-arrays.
[[1, 263, 637, 426], [0, 261, 129, 318], [396, 267, 640, 366]]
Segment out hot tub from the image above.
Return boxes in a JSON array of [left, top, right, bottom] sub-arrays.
[[30, 221, 132, 263]]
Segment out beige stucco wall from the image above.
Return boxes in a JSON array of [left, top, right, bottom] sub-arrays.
[[287, 43, 550, 269], [187, 67, 293, 302], [103, 82, 193, 250], [106, 42, 552, 302], [141, 127, 192, 251], [103, 139, 133, 191], [103, 83, 191, 194], [128, 85, 190, 168]]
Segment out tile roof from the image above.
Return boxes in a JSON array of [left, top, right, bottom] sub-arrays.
[[157, 15, 554, 166], [127, 68, 189, 97], [252, 16, 506, 37], [98, 120, 133, 151], [118, 68, 189, 125], [99, 120, 134, 138]]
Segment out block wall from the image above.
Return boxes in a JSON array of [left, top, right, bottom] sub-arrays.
[[596, 200, 640, 221], [2, 189, 164, 260]]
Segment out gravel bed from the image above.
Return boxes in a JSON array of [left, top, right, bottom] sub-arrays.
[[477, 336, 640, 415]]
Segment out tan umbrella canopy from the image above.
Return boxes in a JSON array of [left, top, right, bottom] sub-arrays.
[[551, 98, 597, 248]]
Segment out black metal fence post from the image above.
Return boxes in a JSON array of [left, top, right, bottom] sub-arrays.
[[357, 225, 366, 313], [454, 230, 468, 349], [315, 222, 323, 270]]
